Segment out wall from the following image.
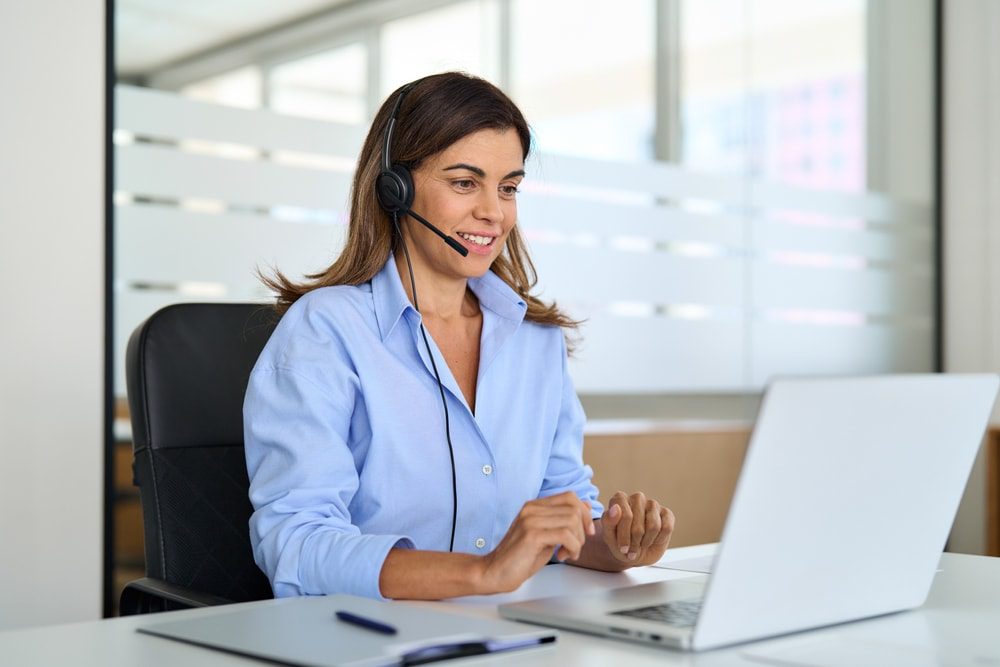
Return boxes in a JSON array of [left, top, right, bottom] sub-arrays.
[[584, 426, 751, 547], [0, 3, 105, 628], [944, 0, 1000, 555]]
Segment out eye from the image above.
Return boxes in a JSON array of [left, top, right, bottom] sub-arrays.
[[499, 184, 521, 199], [452, 179, 476, 191]]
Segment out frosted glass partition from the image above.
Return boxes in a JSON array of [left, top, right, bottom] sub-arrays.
[[520, 153, 934, 391], [114, 84, 934, 397]]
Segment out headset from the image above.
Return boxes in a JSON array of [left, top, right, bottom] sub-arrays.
[[376, 82, 467, 552], [376, 84, 468, 257]]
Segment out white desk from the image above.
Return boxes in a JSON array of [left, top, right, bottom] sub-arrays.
[[3, 544, 999, 666]]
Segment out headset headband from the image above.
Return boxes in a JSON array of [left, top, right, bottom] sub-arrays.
[[382, 83, 415, 173]]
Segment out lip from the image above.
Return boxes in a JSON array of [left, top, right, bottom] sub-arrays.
[[453, 231, 499, 256], [455, 230, 499, 239]]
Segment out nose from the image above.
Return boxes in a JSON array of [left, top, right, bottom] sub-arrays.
[[473, 187, 504, 225]]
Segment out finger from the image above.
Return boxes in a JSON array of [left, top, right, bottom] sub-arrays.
[[579, 498, 595, 536], [537, 493, 595, 537], [601, 503, 621, 553], [549, 527, 585, 561], [615, 495, 633, 557], [523, 508, 588, 531], [540, 491, 585, 508], [641, 499, 661, 548], [549, 492, 594, 532], [525, 523, 582, 562], [556, 542, 582, 561], [652, 507, 676, 546], [601, 494, 627, 557], [627, 492, 647, 559], [520, 495, 582, 521], [524, 509, 587, 551]]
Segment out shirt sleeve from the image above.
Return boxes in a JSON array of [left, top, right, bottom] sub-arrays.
[[537, 334, 605, 519], [243, 336, 413, 600]]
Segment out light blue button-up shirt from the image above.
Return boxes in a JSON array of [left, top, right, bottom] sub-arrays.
[[244, 255, 603, 600]]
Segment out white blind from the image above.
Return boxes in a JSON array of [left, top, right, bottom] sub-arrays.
[[114, 84, 934, 396]]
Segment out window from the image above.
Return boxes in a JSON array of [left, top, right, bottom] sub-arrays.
[[510, 0, 655, 161], [680, 0, 867, 191], [179, 65, 262, 109], [380, 1, 501, 96], [136, 0, 936, 395], [270, 43, 368, 124]]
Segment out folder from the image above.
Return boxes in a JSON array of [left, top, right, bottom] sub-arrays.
[[137, 594, 557, 666]]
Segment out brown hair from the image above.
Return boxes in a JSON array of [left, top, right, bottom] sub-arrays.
[[262, 72, 580, 343]]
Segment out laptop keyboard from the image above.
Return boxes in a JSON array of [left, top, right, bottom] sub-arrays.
[[611, 599, 703, 628]]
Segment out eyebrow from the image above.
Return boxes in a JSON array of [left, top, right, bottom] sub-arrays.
[[442, 163, 526, 180]]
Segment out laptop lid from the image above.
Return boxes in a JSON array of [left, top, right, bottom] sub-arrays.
[[499, 374, 997, 651], [692, 374, 998, 650]]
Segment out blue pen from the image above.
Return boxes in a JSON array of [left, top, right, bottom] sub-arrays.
[[335, 610, 398, 635]]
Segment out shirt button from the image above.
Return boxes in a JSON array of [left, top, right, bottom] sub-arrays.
[[475, 537, 486, 549], [481, 464, 493, 476]]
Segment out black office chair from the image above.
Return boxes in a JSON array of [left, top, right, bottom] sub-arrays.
[[119, 303, 277, 614]]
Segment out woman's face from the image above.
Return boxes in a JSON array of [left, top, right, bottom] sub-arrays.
[[403, 128, 524, 281]]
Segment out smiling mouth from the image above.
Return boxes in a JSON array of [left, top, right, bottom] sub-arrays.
[[456, 232, 496, 247]]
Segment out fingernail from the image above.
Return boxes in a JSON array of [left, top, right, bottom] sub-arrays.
[[609, 505, 620, 518], [628, 552, 637, 561], [587, 522, 595, 535], [620, 545, 629, 554]]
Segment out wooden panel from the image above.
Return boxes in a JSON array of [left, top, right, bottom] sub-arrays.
[[584, 428, 752, 548], [988, 427, 1000, 557], [113, 441, 135, 491], [113, 497, 144, 565]]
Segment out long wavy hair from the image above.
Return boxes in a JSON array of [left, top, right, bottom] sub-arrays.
[[262, 72, 580, 342]]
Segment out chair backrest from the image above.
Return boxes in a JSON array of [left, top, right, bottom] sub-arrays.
[[126, 302, 277, 602]]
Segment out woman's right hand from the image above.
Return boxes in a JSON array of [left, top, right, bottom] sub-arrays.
[[479, 491, 595, 594]]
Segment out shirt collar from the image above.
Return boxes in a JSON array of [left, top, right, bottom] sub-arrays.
[[371, 254, 527, 341], [371, 254, 413, 341], [468, 268, 528, 324]]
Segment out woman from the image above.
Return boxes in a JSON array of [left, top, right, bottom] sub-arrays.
[[244, 72, 674, 600]]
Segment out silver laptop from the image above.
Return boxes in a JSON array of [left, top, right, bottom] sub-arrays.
[[500, 375, 998, 651]]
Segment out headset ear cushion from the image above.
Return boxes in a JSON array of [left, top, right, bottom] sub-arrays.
[[376, 165, 414, 213]]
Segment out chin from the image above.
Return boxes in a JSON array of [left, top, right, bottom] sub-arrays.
[[457, 257, 494, 279]]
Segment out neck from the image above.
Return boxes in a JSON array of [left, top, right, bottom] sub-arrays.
[[394, 247, 477, 321]]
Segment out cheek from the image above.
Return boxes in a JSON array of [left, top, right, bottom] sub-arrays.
[[433, 193, 472, 222], [503, 200, 518, 226], [412, 184, 458, 217]]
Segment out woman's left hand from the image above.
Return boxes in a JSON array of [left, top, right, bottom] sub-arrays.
[[600, 491, 675, 567]]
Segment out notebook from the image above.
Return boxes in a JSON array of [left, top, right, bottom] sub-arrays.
[[139, 593, 556, 666]]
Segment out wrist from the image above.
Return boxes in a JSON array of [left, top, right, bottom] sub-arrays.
[[468, 554, 494, 595], [570, 531, 630, 572]]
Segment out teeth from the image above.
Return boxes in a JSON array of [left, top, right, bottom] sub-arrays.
[[458, 232, 493, 246]]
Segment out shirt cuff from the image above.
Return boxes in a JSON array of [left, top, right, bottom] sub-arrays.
[[301, 531, 414, 600]]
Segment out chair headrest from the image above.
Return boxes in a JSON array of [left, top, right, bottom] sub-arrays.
[[126, 303, 278, 451]]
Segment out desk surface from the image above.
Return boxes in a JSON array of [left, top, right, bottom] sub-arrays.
[[3, 544, 999, 666]]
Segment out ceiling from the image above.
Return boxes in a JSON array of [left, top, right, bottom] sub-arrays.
[[116, 0, 353, 77]]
